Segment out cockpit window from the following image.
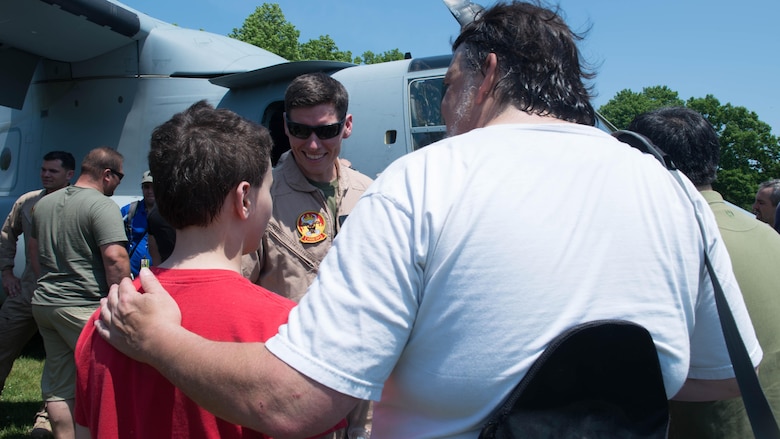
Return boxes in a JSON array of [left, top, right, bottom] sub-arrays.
[[409, 77, 447, 150]]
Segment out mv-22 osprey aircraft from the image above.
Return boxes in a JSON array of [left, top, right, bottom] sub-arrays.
[[0, 0, 612, 283], [0, 0, 485, 199]]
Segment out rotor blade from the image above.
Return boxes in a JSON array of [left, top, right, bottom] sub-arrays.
[[442, 0, 485, 27]]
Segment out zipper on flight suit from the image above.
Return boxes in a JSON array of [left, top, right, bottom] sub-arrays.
[[266, 221, 319, 271]]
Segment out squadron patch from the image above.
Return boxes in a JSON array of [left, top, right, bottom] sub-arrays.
[[297, 211, 327, 243]]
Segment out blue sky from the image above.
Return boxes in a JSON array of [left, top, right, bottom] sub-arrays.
[[120, 0, 780, 136]]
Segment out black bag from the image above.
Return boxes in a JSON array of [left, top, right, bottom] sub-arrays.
[[479, 320, 669, 439]]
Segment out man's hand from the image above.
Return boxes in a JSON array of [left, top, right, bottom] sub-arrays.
[[2, 269, 21, 297], [96, 268, 182, 364]]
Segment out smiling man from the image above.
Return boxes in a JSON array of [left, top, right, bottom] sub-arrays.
[[242, 72, 373, 439], [243, 73, 373, 303]]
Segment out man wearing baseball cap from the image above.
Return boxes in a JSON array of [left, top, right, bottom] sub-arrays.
[[120, 171, 155, 277]]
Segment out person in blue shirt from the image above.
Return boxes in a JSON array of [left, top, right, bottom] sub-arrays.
[[120, 171, 155, 277]]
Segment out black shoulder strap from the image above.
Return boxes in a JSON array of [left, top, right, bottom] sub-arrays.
[[613, 130, 677, 171], [613, 129, 780, 439]]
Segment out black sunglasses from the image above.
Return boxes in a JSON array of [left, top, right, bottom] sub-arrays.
[[285, 116, 345, 140], [109, 168, 124, 181]]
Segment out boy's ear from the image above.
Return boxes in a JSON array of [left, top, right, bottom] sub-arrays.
[[234, 181, 252, 220]]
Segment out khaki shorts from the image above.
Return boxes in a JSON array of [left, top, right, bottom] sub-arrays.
[[32, 304, 98, 401]]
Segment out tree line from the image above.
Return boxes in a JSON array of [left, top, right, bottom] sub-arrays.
[[599, 86, 779, 209], [228, 3, 405, 64], [229, 4, 779, 210]]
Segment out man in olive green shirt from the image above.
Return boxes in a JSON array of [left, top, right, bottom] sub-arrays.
[[31, 147, 130, 439], [630, 107, 780, 439]]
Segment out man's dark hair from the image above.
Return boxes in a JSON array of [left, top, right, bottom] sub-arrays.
[[628, 107, 719, 187], [452, 1, 596, 125], [284, 73, 349, 120], [148, 100, 272, 229], [80, 147, 123, 179], [43, 151, 76, 171]]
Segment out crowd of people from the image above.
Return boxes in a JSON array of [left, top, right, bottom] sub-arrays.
[[0, 1, 778, 439]]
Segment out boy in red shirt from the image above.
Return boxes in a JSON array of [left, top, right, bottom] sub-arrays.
[[74, 101, 345, 439]]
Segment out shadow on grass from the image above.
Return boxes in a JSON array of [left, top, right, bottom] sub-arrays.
[[1, 333, 47, 438], [0, 400, 40, 437]]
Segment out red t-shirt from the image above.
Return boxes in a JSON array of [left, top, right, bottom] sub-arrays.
[[75, 268, 346, 438]]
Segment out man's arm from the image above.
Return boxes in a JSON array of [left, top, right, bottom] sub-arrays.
[[100, 242, 130, 287], [0, 199, 23, 296], [96, 269, 357, 438], [672, 376, 743, 401], [1, 268, 21, 297]]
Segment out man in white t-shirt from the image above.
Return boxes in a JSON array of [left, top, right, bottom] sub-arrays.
[[94, 2, 761, 438]]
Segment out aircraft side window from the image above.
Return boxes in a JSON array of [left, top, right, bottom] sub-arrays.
[[409, 78, 444, 127], [409, 77, 446, 150]]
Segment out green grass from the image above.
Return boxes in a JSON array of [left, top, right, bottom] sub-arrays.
[[0, 334, 46, 439]]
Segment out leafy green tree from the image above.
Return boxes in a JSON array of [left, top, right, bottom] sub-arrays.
[[229, 3, 301, 61], [299, 35, 353, 62], [715, 168, 761, 210], [229, 3, 402, 65], [688, 96, 780, 208], [599, 87, 780, 210], [598, 86, 684, 130], [354, 49, 406, 65]]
